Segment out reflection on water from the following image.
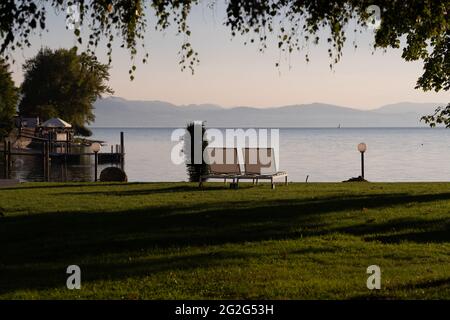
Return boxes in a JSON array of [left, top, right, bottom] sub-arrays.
[[3, 127, 450, 182]]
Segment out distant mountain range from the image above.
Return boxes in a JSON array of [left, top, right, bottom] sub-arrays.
[[92, 97, 446, 128]]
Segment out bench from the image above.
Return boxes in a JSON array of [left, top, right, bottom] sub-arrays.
[[199, 147, 288, 189]]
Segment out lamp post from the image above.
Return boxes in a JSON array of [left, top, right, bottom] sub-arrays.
[[357, 142, 367, 179], [91, 142, 101, 182]]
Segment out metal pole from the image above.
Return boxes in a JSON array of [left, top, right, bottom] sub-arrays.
[[361, 152, 365, 179], [94, 151, 98, 182]]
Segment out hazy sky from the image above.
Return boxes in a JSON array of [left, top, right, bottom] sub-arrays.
[[9, 2, 448, 110]]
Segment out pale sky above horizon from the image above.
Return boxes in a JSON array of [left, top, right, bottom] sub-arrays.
[[9, 2, 449, 110]]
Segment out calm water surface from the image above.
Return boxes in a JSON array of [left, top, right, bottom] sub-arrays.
[[5, 128, 450, 182]]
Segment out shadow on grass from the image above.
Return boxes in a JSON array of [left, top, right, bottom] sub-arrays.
[[60, 184, 239, 196], [333, 217, 450, 244], [0, 251, 261, 295], [1, 183, 243, 196], [1, 186, 450, 295], [0, 182, 145, 191]]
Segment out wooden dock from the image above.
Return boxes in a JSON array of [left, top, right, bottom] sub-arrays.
[[1, 131, 126, 182]]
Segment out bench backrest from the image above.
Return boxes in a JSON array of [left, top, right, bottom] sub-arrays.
[[205, 148, 241, 174], [243, 148, 277, 175]]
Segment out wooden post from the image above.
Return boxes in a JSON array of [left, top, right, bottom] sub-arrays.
[[94, 151, 98, 182], [3, 140, 7, 179], [43, 141, 46, 180], [115, 144, 119, 166], [43, 141, 50, 182], [64, 154, 68, 182], [48, 136, 52, 154], [46, 141, 50, 182], [120, 131, 125, 171], [7, 141, 11, 179], [60, 159, 64, 182]]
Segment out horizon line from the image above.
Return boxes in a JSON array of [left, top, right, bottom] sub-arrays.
[[101, 96, 446, 111]]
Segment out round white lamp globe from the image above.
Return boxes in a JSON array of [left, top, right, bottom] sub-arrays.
[[91, 142, 101, 153], [357, 142, 367, 153]]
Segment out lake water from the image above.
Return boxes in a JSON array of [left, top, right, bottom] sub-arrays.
[[4, 127, 450, 182]]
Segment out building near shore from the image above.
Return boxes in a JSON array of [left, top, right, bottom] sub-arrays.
[[40, 118, 74, 143]]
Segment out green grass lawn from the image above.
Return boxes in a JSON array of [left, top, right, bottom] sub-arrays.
[[0, 182, 449, 299]]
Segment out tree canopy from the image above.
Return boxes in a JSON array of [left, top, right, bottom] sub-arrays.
[[19, 47, 113, 136], [0, 1, 448, 91], [0, 59, 18, 138]]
